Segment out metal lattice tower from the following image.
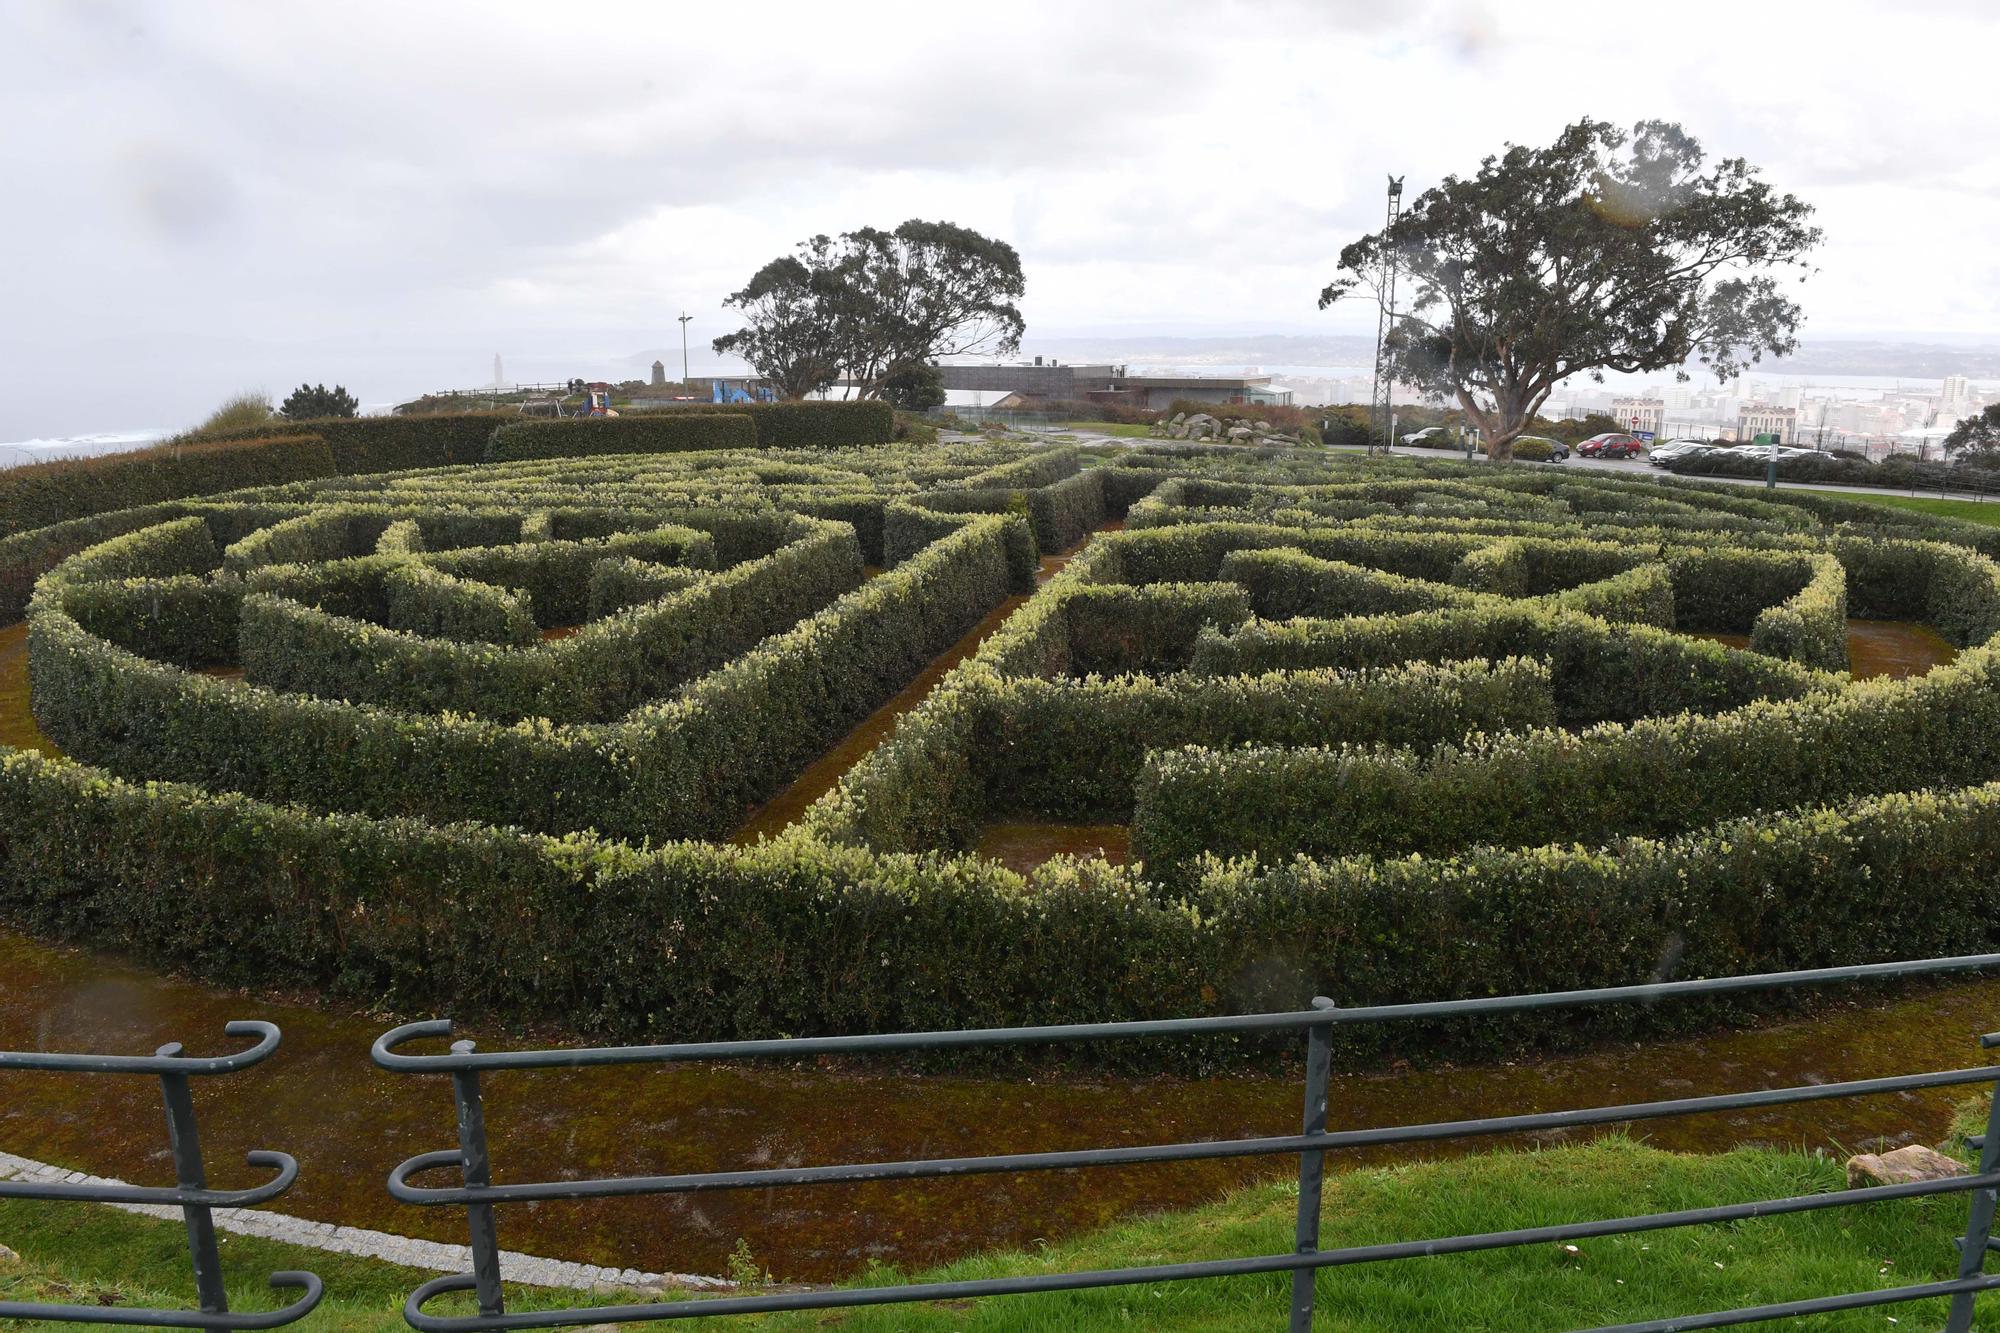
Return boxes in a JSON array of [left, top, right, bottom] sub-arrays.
[[1369, 176, 1404, 454]]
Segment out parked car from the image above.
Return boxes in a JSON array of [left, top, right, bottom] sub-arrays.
[[1648, 440, 1715, 465], [1577, 432, 1647, 460], [1399, 426, 1450, 447], [1512, 435, 1569, 461]]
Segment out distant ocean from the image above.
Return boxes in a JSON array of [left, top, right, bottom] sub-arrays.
[[0, 430, 168, 471]]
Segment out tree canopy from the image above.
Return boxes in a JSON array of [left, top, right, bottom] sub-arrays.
[[1320, 119, 1821, 459], [1946, 403, 2000, 457], [714, 220, 1024, 401], [279, 383, 358, 420]]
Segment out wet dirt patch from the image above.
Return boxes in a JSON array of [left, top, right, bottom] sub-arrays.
[[975, 823, 1130, 875]]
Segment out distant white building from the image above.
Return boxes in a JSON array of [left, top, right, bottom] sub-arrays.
[[1943, 374, 1974, 423], [1611, 396, 1665, 437], [1738, 403, 1798, 444]]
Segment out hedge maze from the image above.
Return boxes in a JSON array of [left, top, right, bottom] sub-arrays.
[[6, 421, 2000, 1067]]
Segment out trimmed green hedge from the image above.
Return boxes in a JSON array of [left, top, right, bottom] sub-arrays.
[[8, 740, 2000, 1065], [200, 413, 512, 473], [1748, 553, 1848, 671], [31, 512, 1021, 842], [0, 437, 334, 538], [486, 414, 758, 462], [978, 657, 1555, 820], [1132, 643, 2000, 877], [1190, 602, 1829, 727], [381, 564, 538, 646], [643, 399, 895, 448], [235, 519, 857, 724], [16, 447, 2000, 1069]]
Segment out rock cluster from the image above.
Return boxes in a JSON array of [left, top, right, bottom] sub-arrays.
[[1844, 1143, 1968, 1188], [1152, 412, 1303, 447]]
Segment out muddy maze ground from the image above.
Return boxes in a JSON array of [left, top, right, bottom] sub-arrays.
[[7, 435, 2000, 1281]]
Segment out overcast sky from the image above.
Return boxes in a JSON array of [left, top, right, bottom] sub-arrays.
[[2, 0, 1997, 439]]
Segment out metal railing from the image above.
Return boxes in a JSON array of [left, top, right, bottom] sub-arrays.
[[375, 952, 2000, 1332], [0, 1021, 322, 1329]]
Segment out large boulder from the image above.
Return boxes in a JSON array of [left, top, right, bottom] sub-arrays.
[[1845, 1144, 1968, 1188], [1226, 425, 1253, 442], [1169, 412, 1187, 426]]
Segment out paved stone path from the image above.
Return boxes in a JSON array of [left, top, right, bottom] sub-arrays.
[[0, 1148, 733, 1293]]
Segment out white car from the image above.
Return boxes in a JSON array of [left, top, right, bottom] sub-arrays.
[[1648, 441, 1714, 465], [1399, 426, 1450, 447]]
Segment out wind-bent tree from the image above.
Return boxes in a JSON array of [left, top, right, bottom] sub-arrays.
[[278, 383, 358, 420], [1320, 120, 1821, 460], [711, 241, 849, 400], [714, 219, 1025, 401], [1946, 404, 2000, 458]]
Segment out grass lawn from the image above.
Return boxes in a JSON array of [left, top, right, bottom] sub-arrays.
[[5, 1136, 1993, 1331], [1795, 488, 2000, 527], [0, 1196, 617, 1332], [1058, 421, 1153, 438]]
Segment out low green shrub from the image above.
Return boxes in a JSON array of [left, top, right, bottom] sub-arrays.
[[585, 558, 703, 621], [1190, 601, 1828, 726], [381, 563, 538, 646], [1221, 548, 1478, 620], [486, 414, 758, 462], [32, 513, 1020, 842], [979, 657, 1555, 820], [1061, 582, 1252, 676], [9, 740, 2000, 1064], [1133, 644, 2000, 877], [0, 436, 334, 538], [199, 412, 512, 473], [1748, 553, 1848, 671], [235, 519, 857, 723], [644, 399, 895, 448]]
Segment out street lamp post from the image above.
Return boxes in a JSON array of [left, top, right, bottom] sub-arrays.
[[677, 312, 693, 387]]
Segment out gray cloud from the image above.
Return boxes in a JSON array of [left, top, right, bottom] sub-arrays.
[[1, 0, 1995, 439]]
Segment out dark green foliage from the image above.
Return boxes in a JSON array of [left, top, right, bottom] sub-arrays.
[[234, 520, 858, 724], [585, 558, 703, 621], [486, 413, 757, 462], [30, 512, 1017, 843], [1219, 548, 1479, 620], [17, 446, 2000, 1070], [645, 399, 896, 448], [199, 412, 513, 473], [0, 504, 206, 622], [881, 361, 946, 411], [1321, 119, 1820, 458], [381, 564, 538, 646], [1062, 582, 1251, 676], [1132, 644, 2000, 877], [1190, 602, 1826, 727], [0, 437, 334, 538], [9, 743, 2000, 1064], [979, 658, 1555, 819], [278, 384, 358, 420]]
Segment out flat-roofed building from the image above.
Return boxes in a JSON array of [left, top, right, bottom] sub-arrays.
[[1611, 396, 1665, 438], [1738, 403, 1798, 444]]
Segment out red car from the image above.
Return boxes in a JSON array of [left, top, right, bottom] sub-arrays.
[[1577, 432, 1647, 460]]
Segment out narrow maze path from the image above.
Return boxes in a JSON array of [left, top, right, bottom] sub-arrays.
[[730, 520, 1122, 844]]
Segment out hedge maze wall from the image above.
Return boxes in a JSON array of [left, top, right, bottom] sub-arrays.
[[7, 424, 2000, 1068]]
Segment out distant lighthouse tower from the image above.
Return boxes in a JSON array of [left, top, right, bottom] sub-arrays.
[[493, 353, 504, 390]]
